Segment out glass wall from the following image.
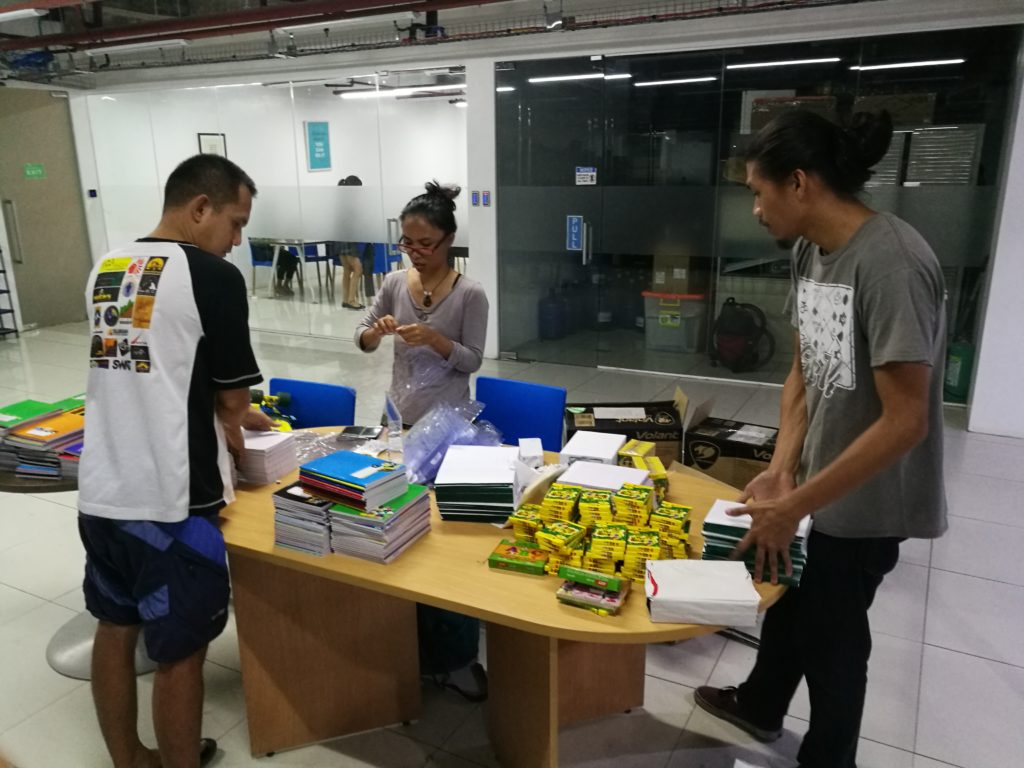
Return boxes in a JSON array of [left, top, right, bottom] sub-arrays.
[[495, 26, 1020, 399], [85, 66, 468, 341]]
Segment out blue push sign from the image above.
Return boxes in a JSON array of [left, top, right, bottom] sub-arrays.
[[566, 215, 584, 251]]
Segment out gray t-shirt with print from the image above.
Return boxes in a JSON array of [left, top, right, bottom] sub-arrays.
[[790, 212, 947, 539]]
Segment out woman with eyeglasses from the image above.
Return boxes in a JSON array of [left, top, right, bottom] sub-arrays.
[[355, 181, 488, 426]]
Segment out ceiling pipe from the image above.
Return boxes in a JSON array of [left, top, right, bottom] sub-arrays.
[[0, 0, 511, 52]]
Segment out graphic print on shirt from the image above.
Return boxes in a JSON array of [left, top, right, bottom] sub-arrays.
[[797, 277, 856, 398], [90, 255, 158, 373]]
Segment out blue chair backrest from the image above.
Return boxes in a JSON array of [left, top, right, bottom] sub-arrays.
[[475, 376, 567, 452], [268, 377, 357, 429], [249, 240, 274, 267]]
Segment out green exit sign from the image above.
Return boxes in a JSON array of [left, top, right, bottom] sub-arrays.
[[23, 163, 45, 179]]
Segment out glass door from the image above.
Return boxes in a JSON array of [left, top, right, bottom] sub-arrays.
[[495, 55, 611, 368], [495, 52, 725, 373]]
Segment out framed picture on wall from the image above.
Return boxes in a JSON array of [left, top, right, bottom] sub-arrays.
[[304, 121, 332, 172], [197, 133, 227, 157]]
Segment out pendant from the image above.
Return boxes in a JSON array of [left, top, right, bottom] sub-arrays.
[[423, 293, 433, 308]]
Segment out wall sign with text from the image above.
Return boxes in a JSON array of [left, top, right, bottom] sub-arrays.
[[305, 121, 332, 172]]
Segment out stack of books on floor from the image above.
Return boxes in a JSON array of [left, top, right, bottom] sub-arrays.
[[328, 484, 431, 563], [1, 396, 86, 481], [58, 441, 84, 480], [237, 430, 297, 484], [299, 450, 408, 510], [434, 445, 520, 523], [271, 483, 333, 556], [700, 499, 811, 587]]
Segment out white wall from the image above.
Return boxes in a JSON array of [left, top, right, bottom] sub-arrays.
[[968, 48, 1024, 439]]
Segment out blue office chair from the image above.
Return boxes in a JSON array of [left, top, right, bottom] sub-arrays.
[[249, 240, 274, 297], [269, 377, 357, 429], [475, 376, 567, 452]]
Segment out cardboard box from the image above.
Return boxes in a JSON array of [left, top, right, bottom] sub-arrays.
[[682, 413, 777, 490], [651, 253, 710, 295], [565, 396, 686, 467], [565, 388, 777, 489]]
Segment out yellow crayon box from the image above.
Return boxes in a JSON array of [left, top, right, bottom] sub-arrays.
[[617, 439, 656, 466]]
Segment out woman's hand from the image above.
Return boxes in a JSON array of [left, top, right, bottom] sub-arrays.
[[372, 315, 399, 335], [395, 323, 439, 347]]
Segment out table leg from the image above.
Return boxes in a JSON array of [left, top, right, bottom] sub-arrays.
[[486, 624, 558, 768], [230, 553, 421, 756], [486, 625, 647, 767], [558, 641, 646, 725], [269, 245, 281, 298]]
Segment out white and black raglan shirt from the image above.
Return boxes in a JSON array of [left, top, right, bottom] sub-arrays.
[[79, 238, 263, 523]]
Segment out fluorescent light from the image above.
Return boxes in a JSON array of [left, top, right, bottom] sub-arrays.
[[340, 82, 464, 100], [850, 58, 965, 71], [454, 101, 468, 109], [634, 76, 717, 87], [603, 73, 632, 80], [528, 73, 604, 84], [495, 86, 516, 92], [727, 57, 840, 69], [0, 8, 45, 23], [86, 39, 190, 56]]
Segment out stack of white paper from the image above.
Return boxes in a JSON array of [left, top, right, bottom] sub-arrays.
[[702, 499, 811, 587], [238, 430, 298, 485], [558, 460, 651, 492], [434, 445, 521, 523], [559, 430, 627, 465], [645, 560, 760, 627]]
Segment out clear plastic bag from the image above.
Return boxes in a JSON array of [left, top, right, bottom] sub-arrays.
[[403, 399, 502, 485]]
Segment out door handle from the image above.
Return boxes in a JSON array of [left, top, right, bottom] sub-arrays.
[[581, 219, 588, 267], [584, 222, 593, 266], [1, 200, 24, 265]]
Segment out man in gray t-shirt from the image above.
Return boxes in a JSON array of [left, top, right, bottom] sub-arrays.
[[793, 211, 947, 540], [695, 109, 947, 768]]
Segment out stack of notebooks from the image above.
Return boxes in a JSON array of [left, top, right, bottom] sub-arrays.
[[700, 499, 811, 587], [237, 430, 298, 484], [271, 484, 333, 556], [328, 484, 431, 563], [1, 397, 87, 481], [433, 445, 520, 523], [558, 460, 652, 493], [299, 450, 408, 510]]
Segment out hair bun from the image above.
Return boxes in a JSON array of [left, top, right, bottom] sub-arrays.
[[424, 180, 461, 208], [846, 110, 893, 169]]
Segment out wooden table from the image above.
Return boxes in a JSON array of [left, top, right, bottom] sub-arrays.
[[220, 461, 784, 767]]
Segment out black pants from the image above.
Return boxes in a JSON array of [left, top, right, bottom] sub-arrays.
[[737, 530, 901, 768]]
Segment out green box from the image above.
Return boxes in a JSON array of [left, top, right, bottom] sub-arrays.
[[488, 539, 549, 576], [557, 565, 626, 592]]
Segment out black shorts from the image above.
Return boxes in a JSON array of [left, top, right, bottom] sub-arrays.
[[78, 513, 230, 664]]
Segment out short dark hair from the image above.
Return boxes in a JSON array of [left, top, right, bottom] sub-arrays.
[[163, 154, 257, 211], [400, 180, 461, 236], [744, 110, 893, 198]]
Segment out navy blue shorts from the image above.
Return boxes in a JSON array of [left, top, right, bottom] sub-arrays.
[[78, 513, 230, 664]]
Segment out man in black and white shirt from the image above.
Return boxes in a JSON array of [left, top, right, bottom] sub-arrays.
[[79, 154, 264, 768]]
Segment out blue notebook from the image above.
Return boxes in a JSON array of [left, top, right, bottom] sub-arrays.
[[299, 450, 406, 492]]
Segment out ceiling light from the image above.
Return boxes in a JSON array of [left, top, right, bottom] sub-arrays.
[[726, 57, 840, 69], [603, 74, 632, 80], [86, 39, 190, 56], [454, 101, 468, 109], [495, 86, 516, 92], [340, 83, 464, 100], [634, 77, 717, 87], [528, 73, 604, 84], [850, 58, 965, 71], [0, 8, 45, 23]]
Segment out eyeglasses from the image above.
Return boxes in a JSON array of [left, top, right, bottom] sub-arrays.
[[397, 234, 450, 257]]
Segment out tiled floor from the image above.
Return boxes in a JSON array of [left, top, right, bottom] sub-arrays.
[[2, 320, 1023, 768]]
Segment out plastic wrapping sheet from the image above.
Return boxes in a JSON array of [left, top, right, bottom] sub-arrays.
[[403, 399, 502, 485]]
